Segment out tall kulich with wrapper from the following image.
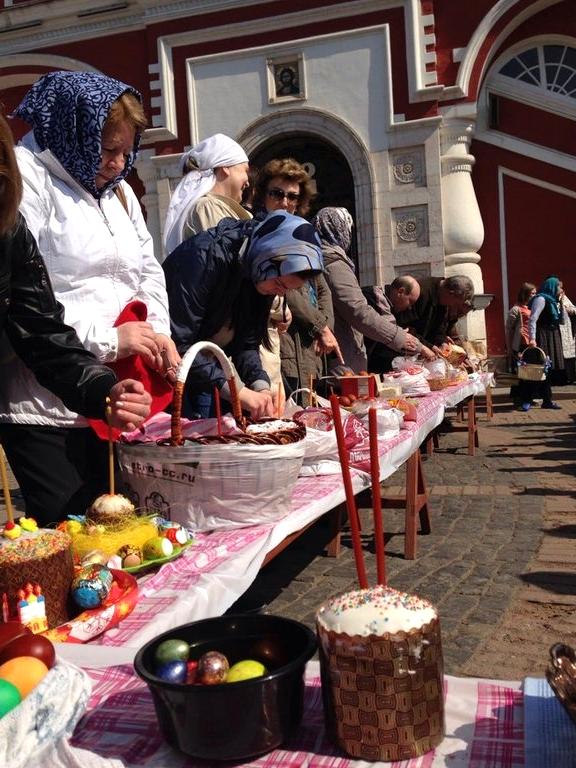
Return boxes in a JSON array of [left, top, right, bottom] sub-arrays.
[[316, 397, 445, 761], [118, 342, 307, 532]]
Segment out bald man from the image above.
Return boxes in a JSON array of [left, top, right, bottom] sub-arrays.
[[363, 276, 435, 372]]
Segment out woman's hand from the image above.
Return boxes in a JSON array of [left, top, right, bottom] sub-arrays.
[[239, 388, 274, 419], [107, 379, 152, 431], [155, 334, 181, 384], [117, 321, 160, 366], [528, 339, 537, 347]]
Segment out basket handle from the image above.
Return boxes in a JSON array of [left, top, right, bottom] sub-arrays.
[[171, 341, 239, 446], [519, 346, 547, 363]]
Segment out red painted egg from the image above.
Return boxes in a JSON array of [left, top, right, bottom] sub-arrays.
[[0, 622, 31, 654], [0, 633, 56, 669]]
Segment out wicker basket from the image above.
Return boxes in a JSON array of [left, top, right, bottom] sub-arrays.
[[517, 347, 547, 381], [118, 341, 306, 531]]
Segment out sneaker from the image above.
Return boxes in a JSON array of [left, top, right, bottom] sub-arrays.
[[520, 403, 531, 412], [541, 402, 561, 410]]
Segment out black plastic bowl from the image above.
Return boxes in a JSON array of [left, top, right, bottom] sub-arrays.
[[134, 613, 317, 761]]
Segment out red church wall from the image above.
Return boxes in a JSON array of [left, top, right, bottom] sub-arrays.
[[496, 97, 576, 157], [472, 139, 576, 355]]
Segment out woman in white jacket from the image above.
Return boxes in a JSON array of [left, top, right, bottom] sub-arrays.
[[0, 71, 179, 524]]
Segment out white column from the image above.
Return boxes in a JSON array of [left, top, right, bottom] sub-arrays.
[[440, 119, 487, 350], [134, 149, 162, 262]]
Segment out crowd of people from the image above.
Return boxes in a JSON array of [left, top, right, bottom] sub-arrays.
[[1, 69, 573, 526]]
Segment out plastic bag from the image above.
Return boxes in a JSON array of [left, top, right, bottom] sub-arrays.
[[118, 439, 305, 531], [388, 358, 430, 394]]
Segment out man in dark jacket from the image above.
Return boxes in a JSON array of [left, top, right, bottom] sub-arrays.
[[363, 276, 435, 371], [396, 275, 475, 348]]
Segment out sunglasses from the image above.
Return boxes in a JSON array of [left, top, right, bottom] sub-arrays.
[[266, 187, 300, 203]]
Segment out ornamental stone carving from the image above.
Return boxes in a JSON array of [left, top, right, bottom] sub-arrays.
[[390, 148, 425, 186], [392, 205, 429, 247]]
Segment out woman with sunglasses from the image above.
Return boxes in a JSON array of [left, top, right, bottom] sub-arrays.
[[253, 159, 341, 391], [164, 210, 324, 418]]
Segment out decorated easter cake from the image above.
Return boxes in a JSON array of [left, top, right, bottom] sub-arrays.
[[0, 520, 74, 629], [316, 585, 445, 762]]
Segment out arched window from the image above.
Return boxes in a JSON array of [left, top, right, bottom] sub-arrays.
[[499, 45, 576, 98]]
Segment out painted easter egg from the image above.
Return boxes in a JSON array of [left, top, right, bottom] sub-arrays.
[[0, 622, 31, 654], [143, 536, 173, 560], [154, 638, 190, 666], [0, 656, 49, 698], [155, 659, 187, 684], [0, 679, 21, 718], [71, 563, 113, 609], [197, 651, 229, 685], [0, 633, 55, 669]]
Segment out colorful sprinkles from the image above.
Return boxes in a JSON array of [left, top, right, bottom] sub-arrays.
[[317, 585, 437, 637]]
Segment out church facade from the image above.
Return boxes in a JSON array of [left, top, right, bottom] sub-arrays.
[[1, 0, 574, 359]]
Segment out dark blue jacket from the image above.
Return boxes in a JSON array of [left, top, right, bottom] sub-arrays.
[[163, 217, 273, 395]]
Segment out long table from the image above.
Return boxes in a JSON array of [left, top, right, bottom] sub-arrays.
[[55, 375, 492, 664]]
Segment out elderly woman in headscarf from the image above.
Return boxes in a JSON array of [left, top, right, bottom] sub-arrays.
[[312, 207, 423, 373], [527, 275, 564, 407], [0, 70, 178, 524], [163, 133, 250, 256], [163, 210, 324, 418]]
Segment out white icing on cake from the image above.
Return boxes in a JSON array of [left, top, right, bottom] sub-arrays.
[[246, 420, 297, 434], [317, 585, 437, 637]]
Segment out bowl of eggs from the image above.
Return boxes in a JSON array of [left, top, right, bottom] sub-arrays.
[[134, 613, 317, 761]]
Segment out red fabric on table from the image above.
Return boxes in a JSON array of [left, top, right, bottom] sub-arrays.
[[88, 300, 173, 442]]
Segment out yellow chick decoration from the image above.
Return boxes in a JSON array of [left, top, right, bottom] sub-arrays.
[[2, 521, 21, 540], [19, 517, 38, 532]]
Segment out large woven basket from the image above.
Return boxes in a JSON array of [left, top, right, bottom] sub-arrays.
[[517, 347, 547, 381], [118, 342, 306, 531]]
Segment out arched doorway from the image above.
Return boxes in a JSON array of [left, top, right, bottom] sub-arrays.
[[249, 134, 358, 265]]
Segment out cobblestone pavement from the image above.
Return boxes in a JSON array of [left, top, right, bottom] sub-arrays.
[[229, 389, 576, 680], [2, 389, 575, 680]]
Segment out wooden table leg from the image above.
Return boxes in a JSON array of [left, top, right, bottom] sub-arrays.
[[380, 449, 431, 560], [426, 428, 440, 455], [485, 386, 494, 420], [467, 395, 479, 456], [326, 502, 344, 558]]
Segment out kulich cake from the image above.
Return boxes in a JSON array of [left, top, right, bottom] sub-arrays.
[[317, 585, 445, 762], [86, 493, 136, 528], [0, 526, 74, 629]]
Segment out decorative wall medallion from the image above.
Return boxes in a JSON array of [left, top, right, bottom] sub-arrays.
[[390, 148, 426, 186], [392, 205, 429, 247]]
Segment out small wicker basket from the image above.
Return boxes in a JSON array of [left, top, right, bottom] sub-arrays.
[[517, 347, 548, 381]]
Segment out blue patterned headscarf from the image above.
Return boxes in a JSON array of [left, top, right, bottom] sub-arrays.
[[534, 276, 561, 322], [13, 70, 142, 198], [246, 210, 323, 283]]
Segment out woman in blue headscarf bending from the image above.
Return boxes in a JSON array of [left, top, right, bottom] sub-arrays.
[[527, 275, 564, 408]]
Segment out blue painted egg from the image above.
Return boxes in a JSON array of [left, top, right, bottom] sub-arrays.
[[71, 563, 114, 610], [155, 659, 187, 684]]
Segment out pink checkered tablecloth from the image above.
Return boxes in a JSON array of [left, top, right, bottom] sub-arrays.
[[76, 379, 487, 653], [68, 661, 524, 768]]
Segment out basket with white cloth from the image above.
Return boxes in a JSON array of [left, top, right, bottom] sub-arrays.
[[118, 342, 306, 532], [517, 346, 549, 382]]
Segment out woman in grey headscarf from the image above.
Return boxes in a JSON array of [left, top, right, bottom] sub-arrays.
[[312, 207, 422, 372]]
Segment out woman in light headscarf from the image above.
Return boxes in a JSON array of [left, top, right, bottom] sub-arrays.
[[0, 70, 178, 524], [526, 275, 564, 407], [163, 133, 250, 256], [312, 207, 422, 372]]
